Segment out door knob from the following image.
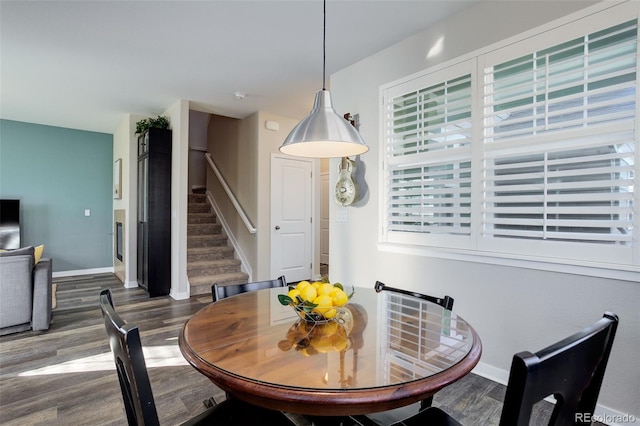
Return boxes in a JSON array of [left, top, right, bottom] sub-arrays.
[[275, 225, 280, 230]]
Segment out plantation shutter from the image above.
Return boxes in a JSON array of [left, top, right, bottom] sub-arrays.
[[383, 62, 474, 245], [380, 3, 638, 272], [481, 20, 637, 260]]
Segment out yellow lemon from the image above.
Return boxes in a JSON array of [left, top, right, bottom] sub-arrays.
[[317, 283, 335, 296], [312, 295, 333, 315], [332, 290, 349, 307], [330, 333, 348, 352], [311, 281, 323, 289], [287, 288, 301, 302], [311, 335, 333, 353], [321, 321, 339, 336], [300, 285, 318, 303], [296, 280, 311, 291], [323, 307, 338, 319]]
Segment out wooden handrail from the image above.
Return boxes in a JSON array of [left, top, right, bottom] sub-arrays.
[[205, 153, 257, 235]]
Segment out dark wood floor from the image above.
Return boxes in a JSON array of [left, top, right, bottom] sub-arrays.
[[0, 273, 573, 426]]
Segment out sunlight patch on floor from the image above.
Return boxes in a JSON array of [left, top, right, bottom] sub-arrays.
[[16, 345, 187, 377]]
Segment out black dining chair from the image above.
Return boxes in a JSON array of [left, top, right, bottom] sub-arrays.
[[374, 280, 454, 310], [211, 275, 287, 302], [388, 312, 619, 426], [99, 289, 294, 426]]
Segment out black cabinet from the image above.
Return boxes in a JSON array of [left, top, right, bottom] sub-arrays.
[[137, 128, 171, 297]]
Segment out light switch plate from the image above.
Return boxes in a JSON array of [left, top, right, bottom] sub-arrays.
[[84, 209, 91, 217], [336, 209, 347, 222]]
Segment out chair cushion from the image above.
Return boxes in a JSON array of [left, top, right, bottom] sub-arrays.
[[0, 246, 35, 259], [0, 255, 34, 330]]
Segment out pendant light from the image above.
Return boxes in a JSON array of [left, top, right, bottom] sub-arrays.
[[279, 0, 369, 158]]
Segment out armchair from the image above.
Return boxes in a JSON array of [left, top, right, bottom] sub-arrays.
[[0, 246, 53, 335]]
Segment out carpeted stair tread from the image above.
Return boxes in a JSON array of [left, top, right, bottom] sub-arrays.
[[188, 271, 249, 286], [187, 223, 222, 235], [187, 234, 228, 248], [189, 272, 249, 296], [188, 203, 212, 214], [187, 193, 247, 297], [188, 193, 207, 202], [187, 259, 242, 277], [187, 246, 234, 262], [188, 214, 217, 224], [188, 258, 240, 268]]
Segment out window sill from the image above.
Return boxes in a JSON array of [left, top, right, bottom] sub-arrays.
[[377, 242, 640, 282]]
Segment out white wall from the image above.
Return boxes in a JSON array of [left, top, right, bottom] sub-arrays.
[[165, 99, 190, 300], [114, 113, 146, 288], [330, 0, 639, 420], [116, 103, 190, 299], [188, 110, 209, 191], [255, 111, 319, 280]]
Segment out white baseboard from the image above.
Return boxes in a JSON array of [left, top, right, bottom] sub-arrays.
[[472, 361, 509, 385], [124, 279, 138, 289], [52, 267, 113, 278], [592, 406, 639, 426], [471, 362, 638, 425], [170, 288, 189, 301]]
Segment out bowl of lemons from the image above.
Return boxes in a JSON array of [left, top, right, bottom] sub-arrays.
[[278, 279, 352, 323]]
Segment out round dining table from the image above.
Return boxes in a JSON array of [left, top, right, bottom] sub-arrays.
[[179, 286, 481, 416]]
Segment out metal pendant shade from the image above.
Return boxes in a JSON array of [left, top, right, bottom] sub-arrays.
[[279, 1, 368, 158], [280, 90, 368, 158]]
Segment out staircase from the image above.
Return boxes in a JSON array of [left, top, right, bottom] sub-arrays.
[[187, 193, 249, 296]]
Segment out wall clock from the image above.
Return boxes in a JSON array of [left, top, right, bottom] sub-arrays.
[[335, 157, 357, 206]]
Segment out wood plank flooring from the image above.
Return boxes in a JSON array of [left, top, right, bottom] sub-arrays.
[[0, 273, 578, 426]]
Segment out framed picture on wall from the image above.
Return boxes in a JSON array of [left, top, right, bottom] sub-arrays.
[[114, 158, 122, 199]]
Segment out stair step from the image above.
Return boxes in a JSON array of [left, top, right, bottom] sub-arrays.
[[188, 213, 217, 224], [187, 259, 242, 277], [188, 203, 212, 214], [189, 192, 206, 202], [187, 234, 228, 248], [189, 272, 249, 296], [187, 223, 222, 235], [187, 246, 235, 262], [186, 192, 245, 298]]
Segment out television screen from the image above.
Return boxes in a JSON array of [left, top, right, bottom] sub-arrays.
[[0, 199, 20, 249]]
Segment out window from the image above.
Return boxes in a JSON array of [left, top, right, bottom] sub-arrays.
[[382, 3, 638, 272], [383, 62, 474, 249]]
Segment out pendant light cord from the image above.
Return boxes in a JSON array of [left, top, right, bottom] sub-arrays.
[[322, 0, 326, 90]]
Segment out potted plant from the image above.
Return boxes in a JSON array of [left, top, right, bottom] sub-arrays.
[[135, 115, 170, 135]]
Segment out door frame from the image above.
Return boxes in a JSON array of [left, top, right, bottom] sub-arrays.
[[269, 154, 321, 281]]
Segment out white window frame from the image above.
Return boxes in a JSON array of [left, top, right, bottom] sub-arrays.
[[382, 60, 477, 250], [379, 1, 640, 280]]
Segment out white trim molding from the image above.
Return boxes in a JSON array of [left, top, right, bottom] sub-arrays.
[[206, 191, 253, 281]]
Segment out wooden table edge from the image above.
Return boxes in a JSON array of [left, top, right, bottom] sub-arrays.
[[179, 321, 482, 416]]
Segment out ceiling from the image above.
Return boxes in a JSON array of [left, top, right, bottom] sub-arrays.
[[1, 0, 478, 134]]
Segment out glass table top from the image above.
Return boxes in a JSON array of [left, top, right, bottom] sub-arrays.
[[181, 286, 476, 392]]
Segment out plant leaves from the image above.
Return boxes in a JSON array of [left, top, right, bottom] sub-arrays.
[[347, 286, 356, 299], [333, 282, 344, 291], [278, 294, 293, 306]]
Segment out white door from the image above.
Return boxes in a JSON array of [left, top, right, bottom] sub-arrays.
[[271, 156, 313, 282], [320, 172, 330, 265]]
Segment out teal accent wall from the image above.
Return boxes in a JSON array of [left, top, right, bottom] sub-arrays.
[[0, 119, 113, 272]]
